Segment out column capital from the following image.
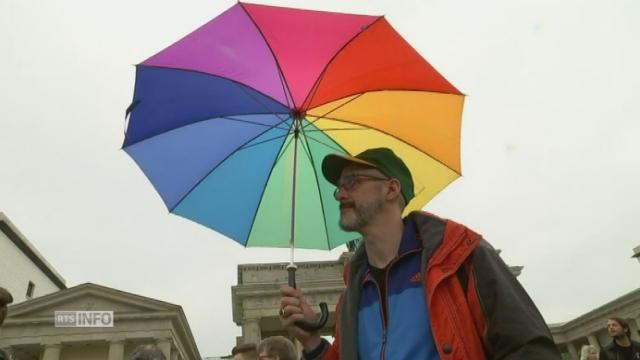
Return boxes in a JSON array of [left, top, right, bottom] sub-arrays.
[[107, 336, 126, 344], [42, 343, 62, 360], [42, 342, 62, 348], [156, 338, 173, 360], [587, 334, 600, 349]]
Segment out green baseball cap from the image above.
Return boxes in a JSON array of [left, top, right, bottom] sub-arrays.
[[322, 147, 415, 204]]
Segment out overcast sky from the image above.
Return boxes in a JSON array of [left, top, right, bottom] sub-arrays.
[[2, 0, 639, 356]]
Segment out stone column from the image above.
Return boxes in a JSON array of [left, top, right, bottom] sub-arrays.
[[108, 339, 125, 360], [587, 334, 600, 349], [634, 318, 640, 338], [156, 338, 172, 360], [42, 343, 62, 360], [242, 318, 261, 345], [567, 342, 579, 360], [171, 351, 179, 360], [629, 319, 640, 341]]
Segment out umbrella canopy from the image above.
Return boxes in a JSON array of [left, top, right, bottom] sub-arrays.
[[123, 2, 464, 251]]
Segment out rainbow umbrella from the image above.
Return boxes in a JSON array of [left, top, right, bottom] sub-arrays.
[[124, 2, 463, 256]]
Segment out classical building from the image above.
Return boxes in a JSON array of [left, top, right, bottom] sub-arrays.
[[550, 288, 640, 359], [0, 212, 66, 303], [0, 283, 200, 360], [0, 213, 202, 359]]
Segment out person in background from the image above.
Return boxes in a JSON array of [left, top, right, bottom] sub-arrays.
[[600, 317, 640, 360], [580, 344, 599, 360], [0, 287, 14, 360], [257, 336, 298, 360], [232, 343, 257, 360]]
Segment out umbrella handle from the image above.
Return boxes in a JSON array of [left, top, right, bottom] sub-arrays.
[[287, 265, 329, 332]]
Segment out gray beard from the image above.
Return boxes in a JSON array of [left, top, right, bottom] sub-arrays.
[[339, 196, 384, 232]]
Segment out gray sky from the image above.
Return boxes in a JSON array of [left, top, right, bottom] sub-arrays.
[[1, 0, 639, 356]]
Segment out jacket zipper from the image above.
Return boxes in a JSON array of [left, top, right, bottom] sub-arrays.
[[376, 249, 421, 360], [381, 267, 390, 360], [371, 277, 387, 360]]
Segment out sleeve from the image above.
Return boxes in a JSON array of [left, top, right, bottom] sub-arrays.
[[301, 338, 333, 360], [299, 328, 340, 360], [302, 294, 342, 360], [471, 239, 562, 360]]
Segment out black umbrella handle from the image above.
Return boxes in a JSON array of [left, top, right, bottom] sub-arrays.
[[286, 265, 329, 332]]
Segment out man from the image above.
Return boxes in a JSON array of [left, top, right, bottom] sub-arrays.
[[600, 317, 640, 360], [232, 343, 257, 360], [279, 148, 561, 359], [130, 344, 166, 360], [257, 336, 297, 360], [0, 287, 14, 360]]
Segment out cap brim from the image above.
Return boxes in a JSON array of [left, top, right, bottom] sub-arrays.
[[322, 154, 375, 186]]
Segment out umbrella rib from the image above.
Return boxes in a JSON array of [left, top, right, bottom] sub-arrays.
[[301, 133, 349, 156], [239, 3, 295, 110], [307, 115, 462, 176], [300, 16, 385, 111], [230, 78, 291, 123], [304, 90, 464, 132], [123, 113, 289, 149], [298, 124, 333, 250], [302, 93, 365, 130], [303, 127, 370, 132], [223, 116, 290, 131], [237, 133, 289, 151], [239, 130, 297, 246], [243, 122, 295, 247], [135, 65, 291, 112], [307, 88, 465, 114], [167, 117, 294, 212], [274, 133, 296, 165]]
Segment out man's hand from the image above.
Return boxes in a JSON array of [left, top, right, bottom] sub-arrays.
[[279, 285, 322, 351]]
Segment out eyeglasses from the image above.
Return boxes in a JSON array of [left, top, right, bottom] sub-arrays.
[[334, 173, 389, 197]]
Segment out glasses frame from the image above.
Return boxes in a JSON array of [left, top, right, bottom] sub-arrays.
[[333, 173, 389, 197]]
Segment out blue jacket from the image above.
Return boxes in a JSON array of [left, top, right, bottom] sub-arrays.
[[304, 211, 561, 359], [357, 218, 439, 359]]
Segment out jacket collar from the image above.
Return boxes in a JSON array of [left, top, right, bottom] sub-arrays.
[[359, 215, 423, 283]]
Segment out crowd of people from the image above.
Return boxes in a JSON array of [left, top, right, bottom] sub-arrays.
[[1, 148, 640, 359]]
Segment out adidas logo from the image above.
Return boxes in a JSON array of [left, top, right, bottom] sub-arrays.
[[409, 272, 422, 283]]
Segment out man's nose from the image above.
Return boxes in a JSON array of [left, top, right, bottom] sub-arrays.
[[334, 187, 347, 200]]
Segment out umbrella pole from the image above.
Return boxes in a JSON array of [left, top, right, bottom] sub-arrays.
[[287, 118, 300, 288], [285, 116, 329, 332]]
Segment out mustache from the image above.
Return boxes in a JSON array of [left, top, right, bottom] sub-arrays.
[[340, 202, 355, 210]]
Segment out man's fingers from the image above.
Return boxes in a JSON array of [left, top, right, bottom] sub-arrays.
[[280, 303, 304, 318], [280, 296, 301, 309], [279, 285, 303, 298], [280, 312, 312, 330]]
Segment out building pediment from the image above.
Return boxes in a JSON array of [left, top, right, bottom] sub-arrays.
[[1, 283, 201, 360], [6, 283, 177, 321]]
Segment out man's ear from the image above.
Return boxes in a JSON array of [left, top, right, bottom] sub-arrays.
[[386, 178, 402, 200]]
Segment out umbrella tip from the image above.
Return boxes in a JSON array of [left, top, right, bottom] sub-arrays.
[[290, 109, 306, 120]]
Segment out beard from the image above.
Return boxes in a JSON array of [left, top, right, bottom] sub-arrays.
[[339, 195, 385, 232]]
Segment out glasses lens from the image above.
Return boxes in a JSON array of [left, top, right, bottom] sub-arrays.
[[339, 175, 356, 190]]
